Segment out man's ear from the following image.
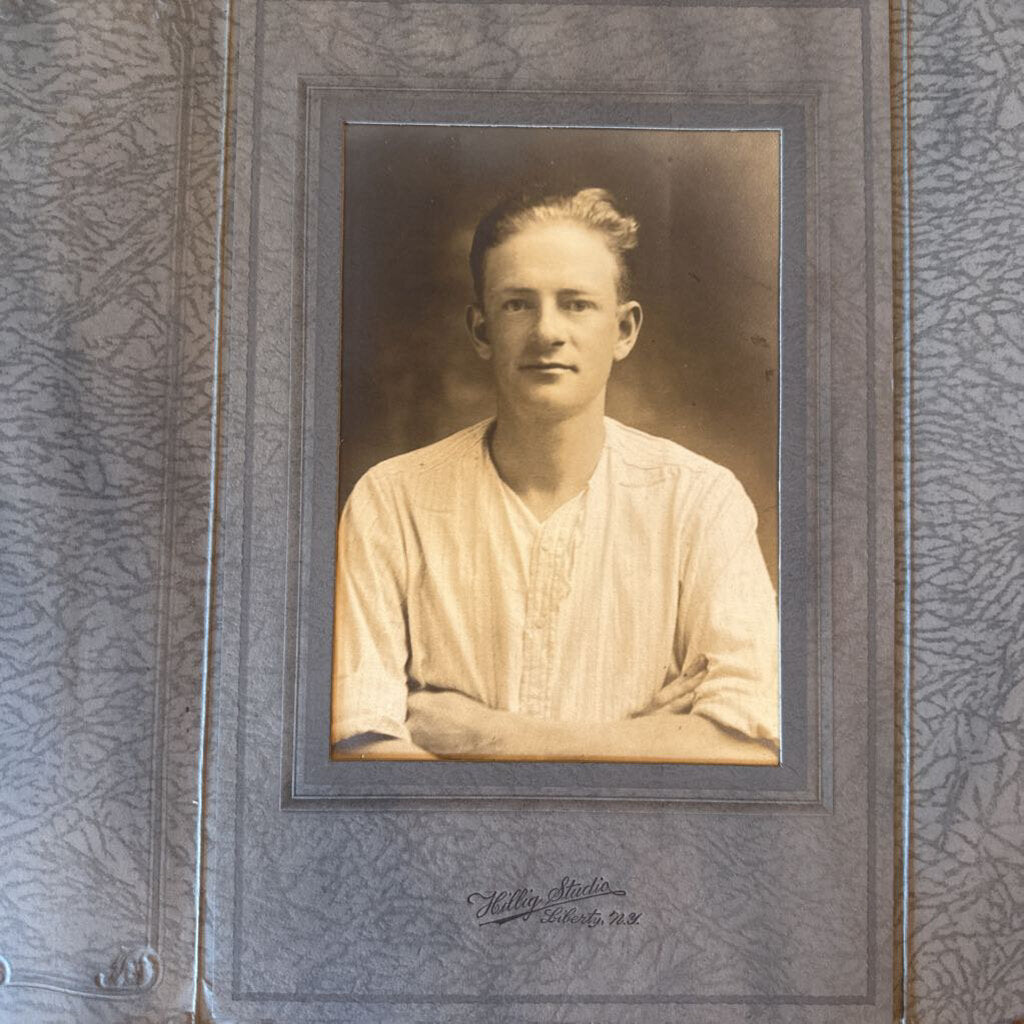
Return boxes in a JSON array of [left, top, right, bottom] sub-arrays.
[[613, 301, 643, 362], [466, 304, 491, 360]]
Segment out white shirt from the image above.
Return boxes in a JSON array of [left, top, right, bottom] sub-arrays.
[[331, 417, 779, 752]]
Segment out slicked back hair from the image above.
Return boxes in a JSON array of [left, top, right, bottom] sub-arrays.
[[469, 187, 639, 304]]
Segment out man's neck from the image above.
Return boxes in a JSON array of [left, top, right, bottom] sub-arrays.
[[489, 400, 607, 520]]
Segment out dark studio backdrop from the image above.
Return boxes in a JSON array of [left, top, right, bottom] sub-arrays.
[[339, 124, 780, 585]]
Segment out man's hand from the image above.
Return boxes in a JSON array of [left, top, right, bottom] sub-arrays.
[[628, 657, 708, 718], [406, 689, 513, 758]]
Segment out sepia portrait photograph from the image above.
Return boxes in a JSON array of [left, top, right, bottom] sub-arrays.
[[329, 124, 781, 766]]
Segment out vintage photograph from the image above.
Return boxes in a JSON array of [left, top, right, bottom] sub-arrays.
[[330, 124, 781, 764]]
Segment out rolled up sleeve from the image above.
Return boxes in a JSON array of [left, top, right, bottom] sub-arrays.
[[331, 472, 412, 747], [679, 472, 780, 749]]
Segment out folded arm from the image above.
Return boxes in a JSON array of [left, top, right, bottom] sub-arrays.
[[403, 688, 777, 764]]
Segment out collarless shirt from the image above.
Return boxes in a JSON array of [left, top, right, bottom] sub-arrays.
[[331, 417, 779, 752]]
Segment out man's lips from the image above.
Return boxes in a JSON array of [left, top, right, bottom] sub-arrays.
[[519, 362, 577, 372]]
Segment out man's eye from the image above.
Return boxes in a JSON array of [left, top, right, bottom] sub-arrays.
[[567, 299, 594, 312], [502, 299, 527, 312]]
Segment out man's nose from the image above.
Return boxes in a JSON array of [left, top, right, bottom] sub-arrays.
[[532, 300, 567, 346]]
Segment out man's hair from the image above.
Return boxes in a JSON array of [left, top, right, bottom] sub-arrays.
[[469, 187, 639, 303]]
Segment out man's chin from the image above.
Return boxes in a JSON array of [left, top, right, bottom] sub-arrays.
[[509, 394, 590, 422], [495, 379, 607, 424]]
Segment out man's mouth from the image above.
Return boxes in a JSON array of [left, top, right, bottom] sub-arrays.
[[520, 362, 577, 372]]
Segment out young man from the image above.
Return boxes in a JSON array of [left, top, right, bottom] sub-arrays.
[[331, 187, 779, 763]]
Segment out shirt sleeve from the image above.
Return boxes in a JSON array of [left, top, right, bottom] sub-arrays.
[[677, 470, 780, 749], [331, 471, 413, 746]]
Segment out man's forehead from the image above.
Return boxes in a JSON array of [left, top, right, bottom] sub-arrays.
[[483, 222, 620, 292]]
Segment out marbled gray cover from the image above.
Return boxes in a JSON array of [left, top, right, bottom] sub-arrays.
[[0, 2, 1020, 1024], [0, 0, 225, 1021], [902, 0, 1024, 1022]]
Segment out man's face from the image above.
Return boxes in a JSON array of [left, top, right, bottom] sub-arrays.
[[467, 220, 642, 421]]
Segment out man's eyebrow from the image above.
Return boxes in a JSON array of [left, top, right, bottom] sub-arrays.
[[490, 286, 601, 297]]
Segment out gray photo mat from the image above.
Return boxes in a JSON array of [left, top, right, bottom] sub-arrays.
[[206, 0, 894, 1016], [286, 89, 822, 804]]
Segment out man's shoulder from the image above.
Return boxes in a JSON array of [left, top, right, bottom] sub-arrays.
[[604, 417, 735, 485], [356, 420, 491, 497], [604, 419, 760, 540]]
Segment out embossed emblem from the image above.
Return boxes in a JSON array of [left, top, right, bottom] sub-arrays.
[[95, 946, 160, 991]]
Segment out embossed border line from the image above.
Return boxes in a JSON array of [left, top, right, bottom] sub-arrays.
[[285, 95, 817, 807]]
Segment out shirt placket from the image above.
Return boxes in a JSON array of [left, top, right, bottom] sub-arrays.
[[518, 508, 579, 720]]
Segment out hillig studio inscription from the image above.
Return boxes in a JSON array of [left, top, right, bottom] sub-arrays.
[[467, 876, 642, 928]]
